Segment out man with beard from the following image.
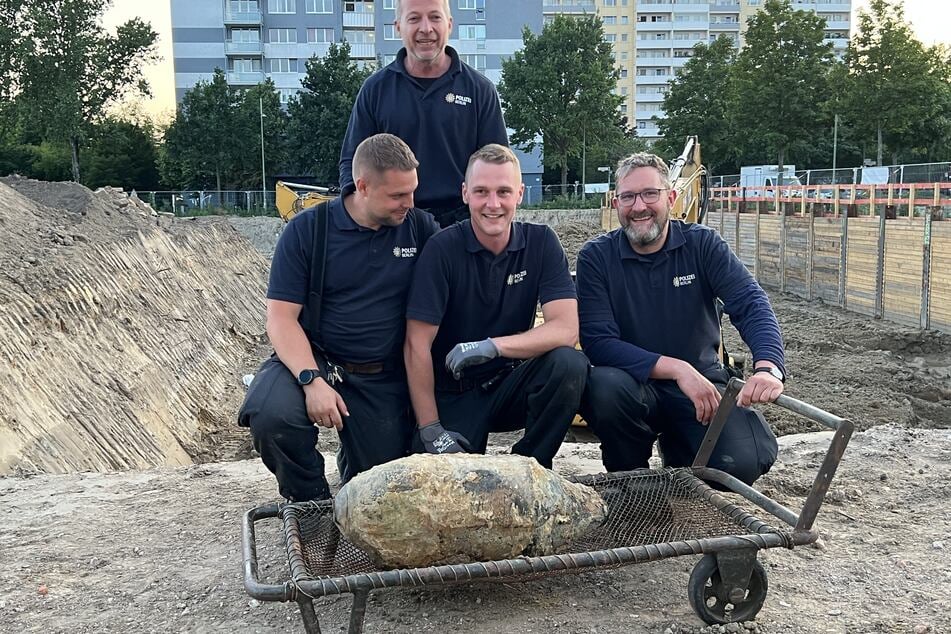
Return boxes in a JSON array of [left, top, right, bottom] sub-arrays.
[[577, 152, 784, 485]]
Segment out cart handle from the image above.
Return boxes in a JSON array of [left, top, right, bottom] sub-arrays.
[[243, 503, 296, 602], [692, 378, 854, 532]]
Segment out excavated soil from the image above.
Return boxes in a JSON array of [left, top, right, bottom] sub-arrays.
[[0, 191, 949, 632]]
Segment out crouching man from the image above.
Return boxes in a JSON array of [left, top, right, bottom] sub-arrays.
[[404, 144, 588, 468], [578, 152, 784, 485]]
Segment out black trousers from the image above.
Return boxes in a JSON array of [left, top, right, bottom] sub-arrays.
[[433, 347, 589, 469], [581, 366, 778, 485], [237, 355, 413, 502]]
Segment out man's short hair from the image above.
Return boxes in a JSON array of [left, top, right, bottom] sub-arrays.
[[465, 143, 521, 181], [615, 153, 671, 188], [395, 0, 451, 21], [352, 133, 419, 182]]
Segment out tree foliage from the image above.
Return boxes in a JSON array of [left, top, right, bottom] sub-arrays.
[[15, 0, 157, 182], [498, 15, 627, 188], [656, 36, 736, 173], [286, 42, 372, 184], [731, 0, 834, 179]]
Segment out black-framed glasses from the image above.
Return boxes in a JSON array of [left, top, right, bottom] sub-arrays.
[[616, 188, 667, 206]]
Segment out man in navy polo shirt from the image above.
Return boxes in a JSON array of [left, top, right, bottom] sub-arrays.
[[238, 134, 440, 502], [578, 152, 784, 485], [339, 0, 508, 229], [404, 144, 588, 468]]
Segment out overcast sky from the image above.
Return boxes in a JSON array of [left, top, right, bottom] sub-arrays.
[[102, 0, 950, 120]]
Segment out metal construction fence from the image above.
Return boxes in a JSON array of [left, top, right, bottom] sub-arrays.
[[705, 182, 951, 333], [711, 161, 951, 188]]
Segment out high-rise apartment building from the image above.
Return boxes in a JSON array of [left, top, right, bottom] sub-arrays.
[[172, 0, 850, 147]]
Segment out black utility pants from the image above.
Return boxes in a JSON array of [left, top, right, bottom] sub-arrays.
[[581, 366, 778, 486], [238, 355, 413, 502], [433, 347, 589, 469]]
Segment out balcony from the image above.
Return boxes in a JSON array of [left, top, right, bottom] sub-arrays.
[[227, 71, 265, 85], [347, 43, 376, 58], [672, 37, 706, 47], [709, 3, 740, 12], [343, 12, 374, 27], [635, 91, 667, 102], [636, 39, 673, 49], [636, 20, 673, 30], [225, 41, 263, 55], [823, 20, 850, 30], [672, 2, 709, 11], [635, 74, 672, 85], [709, 22, 741, 31], [224, 10, 262, 25]]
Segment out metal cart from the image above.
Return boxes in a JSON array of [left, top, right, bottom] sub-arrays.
[[243, 378, 853, 632]]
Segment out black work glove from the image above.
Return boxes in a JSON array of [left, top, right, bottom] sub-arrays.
[[418, 421, 471, 454], [445, 338, 500, 380]]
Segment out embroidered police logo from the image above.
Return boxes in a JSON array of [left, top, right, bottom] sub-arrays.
[[445, 92, 472, 107], [393, 246, 418, 258], [507, 270, 528, 285], [393, 247, 401, 257], [673, 273, 696, 287]]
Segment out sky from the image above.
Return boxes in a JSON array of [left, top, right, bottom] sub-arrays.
[[102, 0, 951, 121]]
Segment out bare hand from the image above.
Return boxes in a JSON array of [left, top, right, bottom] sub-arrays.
[[674, 363, 721, 425], [737, 372, 784, 408], [303, 378, 349, 430]]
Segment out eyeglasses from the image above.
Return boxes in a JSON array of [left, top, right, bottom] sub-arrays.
[[615, 188, 667, 206]]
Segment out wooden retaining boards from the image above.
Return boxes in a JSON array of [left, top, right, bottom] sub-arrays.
[[812, 218, 842, 303], [930, 221, 951, 331], [883, 219, 925, 327]]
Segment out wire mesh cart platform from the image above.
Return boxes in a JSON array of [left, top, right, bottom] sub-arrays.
[[243, 378, 854, 633]]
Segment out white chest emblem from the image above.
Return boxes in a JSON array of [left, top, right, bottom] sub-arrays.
[[392, 246, 417, 258], [507, 270, 528, 286], [672, 273, 696, 287], [445, 92, 472, 106]]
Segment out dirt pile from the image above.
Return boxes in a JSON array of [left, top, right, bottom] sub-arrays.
[[0, 178, 271, 475]]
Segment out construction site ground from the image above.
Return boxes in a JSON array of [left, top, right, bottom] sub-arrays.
[[0, 181, 949, 633]]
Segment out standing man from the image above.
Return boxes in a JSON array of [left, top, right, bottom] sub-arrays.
[[578, 152, 784, 485], [404, 144, 588, 468], [339, 0, 509, 228], [239, 134, 440, 502]]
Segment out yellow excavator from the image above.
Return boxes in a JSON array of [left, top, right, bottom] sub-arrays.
[[275, 181, 336, 222]]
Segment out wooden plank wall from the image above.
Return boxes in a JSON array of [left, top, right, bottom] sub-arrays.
[[930, 222, 951, 331], [813, 217, 843, 303], [738, 215, 758, 272], [883, 219, 924, 327], [721, 211, 738, 256], [845, 218, 880, 317], [758, 217, 782, 290], [784, 217, 811, 298]]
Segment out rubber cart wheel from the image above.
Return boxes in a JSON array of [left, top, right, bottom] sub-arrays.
[[688, 554, 768, 625]]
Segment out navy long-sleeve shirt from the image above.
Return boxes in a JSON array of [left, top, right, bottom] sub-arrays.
[[577, 221, 785, 383], [338, 46, 508, 211]]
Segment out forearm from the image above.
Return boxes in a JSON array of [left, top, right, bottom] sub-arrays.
[[492, 319, 577, 360], [649, 355, 694, 381], [404, 338, 439, 427], [267, 316, 319, 377]]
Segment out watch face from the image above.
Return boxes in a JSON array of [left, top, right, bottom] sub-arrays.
[[297, 369, 315, 385]]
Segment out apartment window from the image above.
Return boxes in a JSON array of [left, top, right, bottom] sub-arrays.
[[458, 24, 486, 40], [383, 24, 399, 39], [231, 58, 262, 72], [269, 28, 297, 43], [459, 0, 476, 8], [621, 87, 628, 95], [306, 0, 332, 12], [621, 33, 627, 41], [343, 1, 374, 12], [278, 89, 297, 104], [604, 33, 616, 42], [621, 16, 628, 25], [343, 29, 375, 43], [230, 28, 260, 42], [270, 58, 297, 73], [307, 27, 334, 42], [268, 0, 295, 13], [382, 0, 394, 7], [230, 0, 260, 12], [603, 0, 616, 5], [603, 16, 617, 25], [620, 68, 628, 78], [460, 54, 486, 71], [620, 51, 628, 60], [382, 53, 396, 64]]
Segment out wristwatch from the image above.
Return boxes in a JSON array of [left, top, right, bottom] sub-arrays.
[[296, 369, 321, 386], [753, 366, 785, 383]]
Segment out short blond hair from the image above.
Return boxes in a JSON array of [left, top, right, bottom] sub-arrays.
[[615, 153, 671, 188], [465, 144, 521, 181], [353, 133, 419, 182], [394, 0, 451, 21]]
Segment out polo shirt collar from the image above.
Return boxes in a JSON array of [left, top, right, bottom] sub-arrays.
[[617, 219, 686, 261], [463, 220, 526, 254], [391, 45, 462, 80], [332, 195, 366, 232]]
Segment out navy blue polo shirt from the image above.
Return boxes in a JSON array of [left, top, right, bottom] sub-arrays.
[[407, 220, 576, 382], [577, 221, 785, 383], [338, 46, 508, 210], [268, 196, 439, 364]]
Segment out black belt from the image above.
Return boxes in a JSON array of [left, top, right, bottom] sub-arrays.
[[340, 361, 385, 375]]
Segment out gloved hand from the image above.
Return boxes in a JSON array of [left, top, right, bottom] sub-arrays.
[[445, 338, 500, 380], [418, 421, 471, 454]]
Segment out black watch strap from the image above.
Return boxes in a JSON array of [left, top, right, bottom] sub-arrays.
[[753, 366, 785, 383], [297, 368, 321, 386]]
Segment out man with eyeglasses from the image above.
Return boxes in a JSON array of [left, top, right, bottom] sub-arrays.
[[577, 152, 784, 485]]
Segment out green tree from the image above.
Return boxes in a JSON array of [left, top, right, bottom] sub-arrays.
[[657, 36, 737, 174], [286, 42, 372, 184], [232, 81, 288, 190], [498, 15, 624, 188], [83, 117, 161, 190], [16, 0, 158, 182], [842, 0, 951, 165], [161, 69, 237, 192], [732, 0, 833, 181]]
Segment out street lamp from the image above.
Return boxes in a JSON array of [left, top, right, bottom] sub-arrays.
[[259, 95, 266, 211], [597, 166, 611, 190]]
